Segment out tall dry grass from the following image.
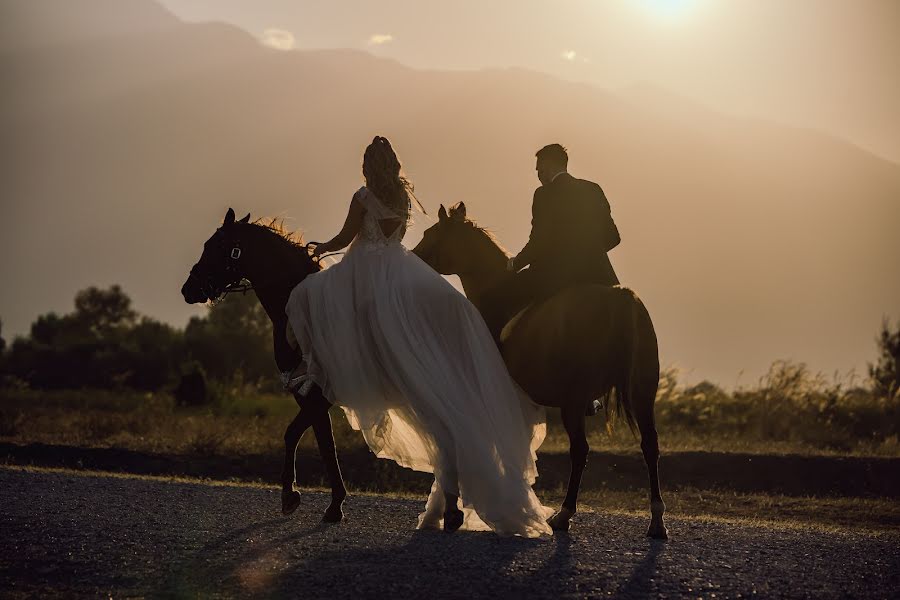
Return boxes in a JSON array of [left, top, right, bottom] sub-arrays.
[[1, 360, 897, 457]]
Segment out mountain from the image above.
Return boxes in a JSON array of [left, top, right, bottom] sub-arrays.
[[2, 0, 898, 383]]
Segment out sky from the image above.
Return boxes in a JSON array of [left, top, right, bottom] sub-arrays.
[[158, 0, 900, 163], [2, 0, 898, 385]]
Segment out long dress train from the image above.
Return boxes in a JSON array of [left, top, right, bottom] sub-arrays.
[[286, 186, 551, 537]]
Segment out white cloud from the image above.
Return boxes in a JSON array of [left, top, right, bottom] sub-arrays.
[[368, 34, 394, 45], [261, 28, 296, 51], [562, 50, 591, 64]]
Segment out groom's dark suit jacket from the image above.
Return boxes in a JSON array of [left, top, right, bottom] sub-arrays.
[[515, 172, 620, 288], [483, 172, 620, 339]]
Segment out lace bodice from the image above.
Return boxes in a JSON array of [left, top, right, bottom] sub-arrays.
[[354, 186, 408, 247]]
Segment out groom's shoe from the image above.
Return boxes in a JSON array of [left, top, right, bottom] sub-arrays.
[[585, 399, 601, 417]]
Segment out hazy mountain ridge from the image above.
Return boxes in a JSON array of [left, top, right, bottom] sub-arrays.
[[2, 0, 898, 383]]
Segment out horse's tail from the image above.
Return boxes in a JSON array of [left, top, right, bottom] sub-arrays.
[[608, 288, 640, 434]]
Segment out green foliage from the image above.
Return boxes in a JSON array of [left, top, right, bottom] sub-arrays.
[[0, 387, 302, 457], [4, 285, 279, 394], [183, 291, 276, 389], [869, 318, 900, 398], [648, 361, 900, 454], [174, 361, 209, 407], [72, 285, 137, 338]]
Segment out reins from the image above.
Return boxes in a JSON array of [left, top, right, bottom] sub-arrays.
[[206, 240, 344, 305], [305, 242, 346, 264]]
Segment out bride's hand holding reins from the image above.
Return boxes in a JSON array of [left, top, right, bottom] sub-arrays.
[[306, 241, 325, 259]]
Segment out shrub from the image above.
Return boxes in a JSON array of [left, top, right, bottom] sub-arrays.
[[870, 318, 900, 398]]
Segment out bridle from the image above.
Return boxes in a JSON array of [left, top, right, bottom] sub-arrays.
[[186, 236, 249, 303], [188, 231, 344, 304]]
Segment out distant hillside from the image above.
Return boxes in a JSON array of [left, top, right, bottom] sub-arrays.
[[2, 0, 898, 383]]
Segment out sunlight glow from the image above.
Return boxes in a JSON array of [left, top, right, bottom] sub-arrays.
[[639, 0, 695, 19]]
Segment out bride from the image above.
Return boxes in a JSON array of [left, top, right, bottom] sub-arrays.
[[285, 136, 551, 537]]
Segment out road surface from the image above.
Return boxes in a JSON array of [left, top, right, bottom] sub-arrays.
[[1, 467, 897, 598]]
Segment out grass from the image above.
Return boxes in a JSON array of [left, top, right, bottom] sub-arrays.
[[1, 360, 898, 458]]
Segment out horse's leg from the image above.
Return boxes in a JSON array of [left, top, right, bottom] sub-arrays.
[[442, 490, 464, 533], [635, 374, 667, 539], [428, 420, 463, 532], [282, 407, 315, 515], [310, 404, 347, 523], [548, 404, 589, 532], [438, 454, 463, 532]]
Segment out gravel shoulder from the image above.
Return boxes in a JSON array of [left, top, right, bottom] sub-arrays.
[[1, 466, 898, 599]]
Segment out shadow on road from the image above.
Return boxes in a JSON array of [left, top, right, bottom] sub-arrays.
[[617, 539, 666, 596], [156, 510, 670, 598]]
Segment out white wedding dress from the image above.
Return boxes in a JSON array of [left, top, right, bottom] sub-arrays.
[[285, 186, 552, 537]]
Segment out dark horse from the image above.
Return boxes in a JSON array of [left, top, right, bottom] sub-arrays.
[[181, 208, 347, 522], [413, 202, 667, 538]]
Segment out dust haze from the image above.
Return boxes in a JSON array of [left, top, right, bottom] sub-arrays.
[[2, 0, 898, 383]]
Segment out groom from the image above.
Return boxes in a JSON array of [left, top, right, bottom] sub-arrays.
[[483, 143, 621, 341]]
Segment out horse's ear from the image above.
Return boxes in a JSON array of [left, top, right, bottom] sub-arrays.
[[238, 213, 250, 224], [438, 205, 448, 222], [224, 208, 236, 226], [450, 202, 467, 221]]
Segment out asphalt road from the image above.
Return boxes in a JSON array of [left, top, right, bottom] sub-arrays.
[[1, 467, 897, 599]]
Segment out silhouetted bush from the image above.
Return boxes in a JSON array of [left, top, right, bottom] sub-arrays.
[[182, 291, 276, 389], [869, 318, 900, 398], [174, 361, 209, 407], [651, 361, 900, 454], [5, 285, 279, 393]]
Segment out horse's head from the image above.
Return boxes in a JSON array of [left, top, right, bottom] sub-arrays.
[[181, 208, 252, 304], [413, 202, 469, 275], [413, 202, 481, 275]]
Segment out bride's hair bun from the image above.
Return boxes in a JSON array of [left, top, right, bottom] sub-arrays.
[[363, 136, 412, 216]]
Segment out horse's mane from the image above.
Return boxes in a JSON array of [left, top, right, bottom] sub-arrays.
[[444, 204, 510, 259], [465, 220, 510, 257], [247, 218, 319, 271], [251, 217, 305, 245]]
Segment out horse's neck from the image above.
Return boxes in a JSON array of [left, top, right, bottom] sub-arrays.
[[459, 236, 508, 311], [245, 231, 313, 371]]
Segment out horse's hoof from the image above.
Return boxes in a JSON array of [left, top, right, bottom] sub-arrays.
[[548, 515, 571, 532], [548, 508, 573, 532], [281, 490, 302, 516], [322, 503, 344, 523], [646, 523, 668, 540], [443, 509, 464, 533]]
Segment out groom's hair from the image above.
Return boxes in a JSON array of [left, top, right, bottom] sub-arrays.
[[536, 143, 568, 167]]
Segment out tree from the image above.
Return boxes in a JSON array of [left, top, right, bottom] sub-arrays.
[[184, 291, 276, 387], [118, 317, 185, 390], [870, 318, 900, 398], [73, 285, 137, 338], [9, 284, 279, 392], [7, 286, 152, 389], [0, 318, 5, 354]]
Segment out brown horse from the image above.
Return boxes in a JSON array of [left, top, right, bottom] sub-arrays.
[[181, 208, 347, 523], [413, 202, 667, 538]]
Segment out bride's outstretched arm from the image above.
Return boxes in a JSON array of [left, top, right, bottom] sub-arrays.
[[313, 194, 365, 256]]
